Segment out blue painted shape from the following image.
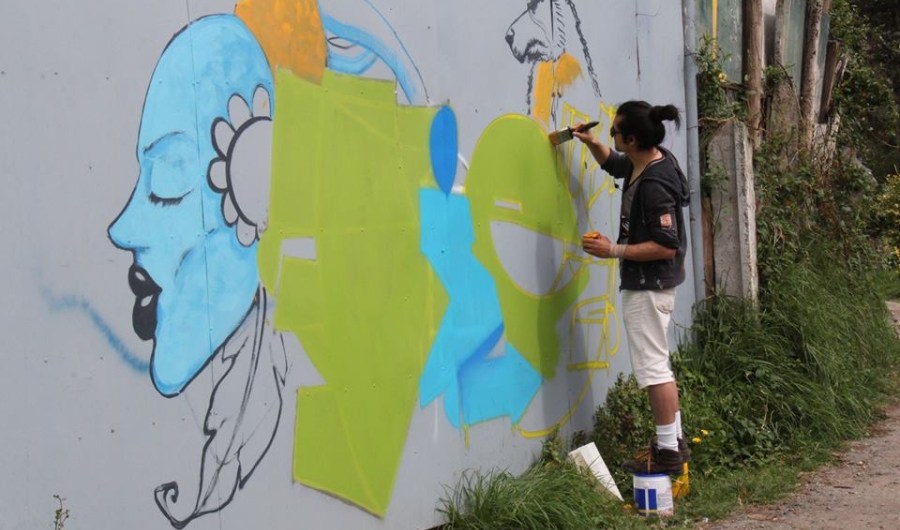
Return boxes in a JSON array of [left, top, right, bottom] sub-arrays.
[[107, 15, 272, 396], [429, 107, 458, 195], [325, 48, 378, 75], [459, 341, 541, 426], [418, 189, 541, 428], [321, 1, 427, 103], [42, 289, 149, 373]]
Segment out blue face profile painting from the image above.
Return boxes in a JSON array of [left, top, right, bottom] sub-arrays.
[[108, 15, 273, 397], [109, 16, 286, 527]]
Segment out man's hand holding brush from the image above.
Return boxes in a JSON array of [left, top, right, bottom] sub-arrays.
[[570, 122, 597, 143], [571, 122, 612, 165]]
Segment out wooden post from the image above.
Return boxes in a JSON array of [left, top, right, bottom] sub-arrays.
[[800, 0, 825, 150], [744, 0, 764, 148], [818, 39, 841, 124]]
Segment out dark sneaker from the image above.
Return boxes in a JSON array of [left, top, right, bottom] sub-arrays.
[[622, 444, 684, 475], [632, 437, 691, 464]]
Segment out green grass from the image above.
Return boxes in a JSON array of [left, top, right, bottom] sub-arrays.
[[437, 462, 645, 530], [673, 450, 831, 524], [435, 449, 838, 529], [874, 267, 900, 301]]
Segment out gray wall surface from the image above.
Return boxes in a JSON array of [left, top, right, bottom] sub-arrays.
[[0, 1, 696, 529]]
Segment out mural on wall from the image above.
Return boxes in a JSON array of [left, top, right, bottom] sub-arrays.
[[107, 15, 285, 528], [416, 107, 545, 433], [259, 68, 449, 516], [503, 102, 624, 439], [502, 0, 624, 438], [505, 0, 601, 126], [107, 0, 623, 526], [106, 0, 439, 524]]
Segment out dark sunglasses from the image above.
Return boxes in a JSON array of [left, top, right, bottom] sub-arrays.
[[610, 127, 623, 138]]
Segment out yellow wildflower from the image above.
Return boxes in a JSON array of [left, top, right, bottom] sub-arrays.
[[692, 437, 702, 444], [701, 429, 709, 436]]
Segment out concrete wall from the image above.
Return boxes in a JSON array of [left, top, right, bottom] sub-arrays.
[[707, 121, 759, 300], [0, 1, 696, 528]]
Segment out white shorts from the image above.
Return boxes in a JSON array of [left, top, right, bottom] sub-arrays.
[[621, 288, 676, 389]]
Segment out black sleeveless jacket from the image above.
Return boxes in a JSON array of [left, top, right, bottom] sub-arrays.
[[601, 147, 690, 290]]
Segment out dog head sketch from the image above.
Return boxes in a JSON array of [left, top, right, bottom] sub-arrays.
[[505, 0, 601, 120]]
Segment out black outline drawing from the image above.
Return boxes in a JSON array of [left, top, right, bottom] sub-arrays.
[[505, 0, 602, 120], [154, 288, 288, 528]]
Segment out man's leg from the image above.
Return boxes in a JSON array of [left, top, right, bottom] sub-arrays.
[[649, 381, 679, 452], [648, 381, 679, 426], [621, 289, 685, 473]]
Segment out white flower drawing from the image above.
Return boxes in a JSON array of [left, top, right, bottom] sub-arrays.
[[207, 86, 274, 247]]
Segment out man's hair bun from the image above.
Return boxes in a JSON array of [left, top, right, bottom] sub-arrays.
[[649, 104, 680, 124]]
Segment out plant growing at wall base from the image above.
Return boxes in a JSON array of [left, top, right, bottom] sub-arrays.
[[695, 35, 745, 128], [588, 373, 652, 469], [695, 34, 748, 200], [437, 463, 643, 530], [537, 429, 568, 468], [53, 495, 69, 530]]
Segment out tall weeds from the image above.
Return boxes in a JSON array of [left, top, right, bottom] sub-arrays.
[[437, 462, 640, 530], [675, 254, 900, 475]]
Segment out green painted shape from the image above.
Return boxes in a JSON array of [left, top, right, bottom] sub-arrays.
[[465, 114, 588, 379], [258, 70, 447, 516]]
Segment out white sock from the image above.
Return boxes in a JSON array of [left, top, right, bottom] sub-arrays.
[[656, 422, 678, 451], [675, 411, 683, 440]]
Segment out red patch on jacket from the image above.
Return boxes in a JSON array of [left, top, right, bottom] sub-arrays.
[[660, 213, 673, 228]]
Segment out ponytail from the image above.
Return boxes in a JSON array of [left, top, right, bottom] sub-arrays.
[[649, 104, 681, 129], [616, 101, 681, 150]]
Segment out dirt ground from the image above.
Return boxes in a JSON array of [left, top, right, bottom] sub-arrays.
[[698, 302, 900, 530]]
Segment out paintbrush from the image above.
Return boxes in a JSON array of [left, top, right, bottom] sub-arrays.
[[548, 121, 599, 146]]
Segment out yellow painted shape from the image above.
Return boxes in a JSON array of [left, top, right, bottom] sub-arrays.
[[553, 53, 582, 88], [508, 100, 623, 439], [532, 53, 583, 125], [712, 0, 718, 42], [465, 114, 588, 379], [236, 0, 327, 83], [258, 69, 446, 515], [517, 293, 620, 439], [533, 62, 554, 125]]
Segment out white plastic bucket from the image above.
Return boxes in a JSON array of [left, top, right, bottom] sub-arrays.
[[632, 473, 674, 517]]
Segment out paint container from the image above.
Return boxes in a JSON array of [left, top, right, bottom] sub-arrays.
[[632, 473, 674, 517]]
